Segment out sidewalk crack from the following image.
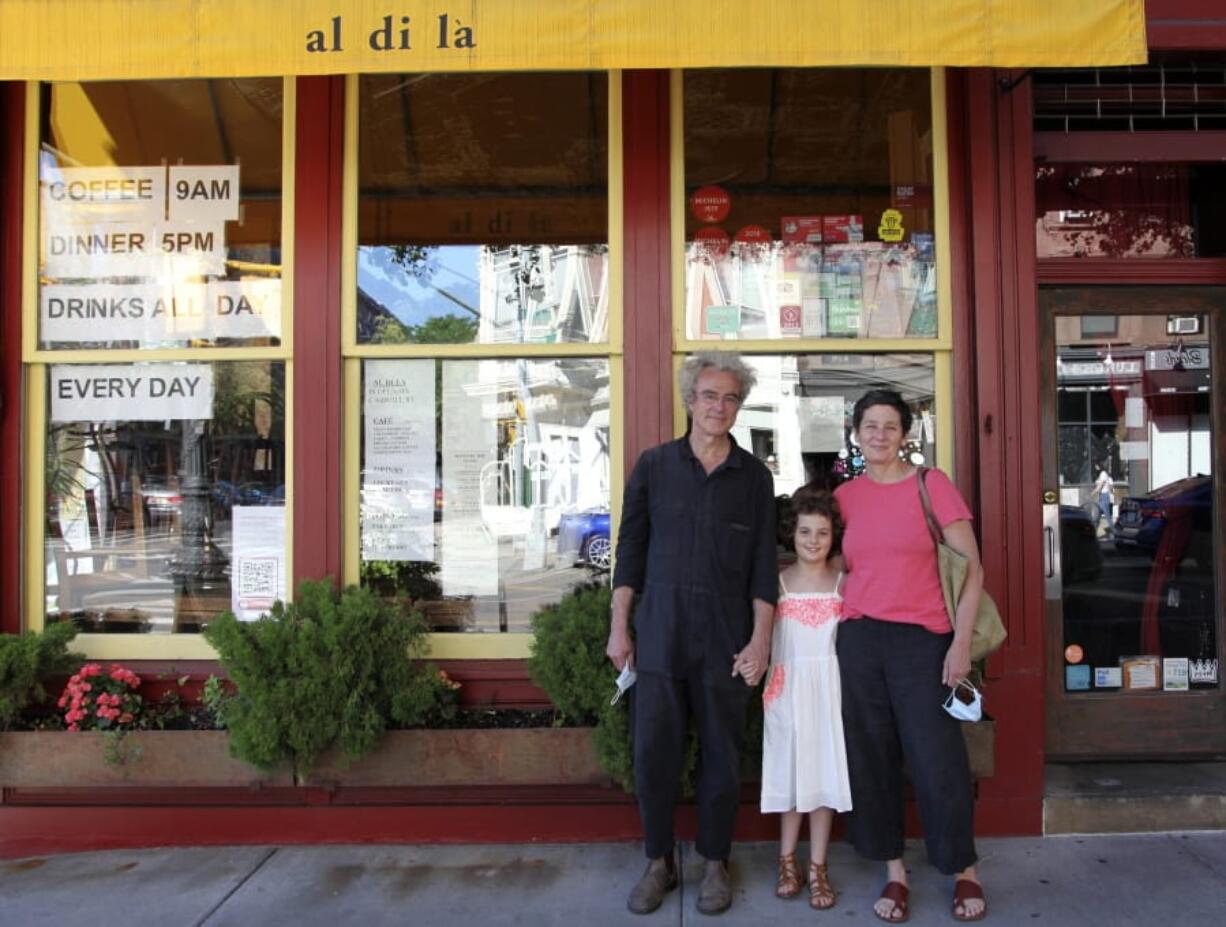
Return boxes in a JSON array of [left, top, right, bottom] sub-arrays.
[[194, 847, 279, 927]]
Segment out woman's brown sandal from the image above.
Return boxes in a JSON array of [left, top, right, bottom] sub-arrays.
[[808, 861, 836, 909], [775, 853, 804, 899]]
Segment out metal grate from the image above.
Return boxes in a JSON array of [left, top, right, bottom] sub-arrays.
[[1033, 54, 1226, 132]]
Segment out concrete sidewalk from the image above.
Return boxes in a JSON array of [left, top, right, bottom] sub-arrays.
[[3, 833, 1225, 926]]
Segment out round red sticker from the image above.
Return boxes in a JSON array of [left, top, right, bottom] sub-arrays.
[[693, 226, 731, 256], [734, 225, 772, 245], [689, 185, 731, 224]]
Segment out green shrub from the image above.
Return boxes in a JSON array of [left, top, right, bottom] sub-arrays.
[[0, 623, 82, 731], [529, 583, 736, 796], [527, 582, 612, 725], [203, 578, 455, 780]]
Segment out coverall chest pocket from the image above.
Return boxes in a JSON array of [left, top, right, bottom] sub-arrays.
[[650, 500, 692, 560], [716, 518, 752, 589]]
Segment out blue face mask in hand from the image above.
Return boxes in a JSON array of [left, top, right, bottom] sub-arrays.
[[943, 680, 983, 723]]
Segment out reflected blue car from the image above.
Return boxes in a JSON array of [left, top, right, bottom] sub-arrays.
[[1114, 475, 1212, 555], [556, 509, 611, 570]]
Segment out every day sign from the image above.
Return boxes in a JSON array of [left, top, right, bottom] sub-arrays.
[[50, 364, 214, 423]]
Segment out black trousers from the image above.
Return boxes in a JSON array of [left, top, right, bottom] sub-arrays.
[[632, 668, 752, 861], [836, 618, 978, 875]]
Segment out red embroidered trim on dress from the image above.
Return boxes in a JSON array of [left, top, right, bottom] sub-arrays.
[[778, 596, 841, 630], [763, 664, 786, 707]]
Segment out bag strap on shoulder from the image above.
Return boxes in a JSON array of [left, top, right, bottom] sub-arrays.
[[916, 466, 945, 548]]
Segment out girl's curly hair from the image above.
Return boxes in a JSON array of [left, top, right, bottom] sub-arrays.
[[778, 486, 844, 555]]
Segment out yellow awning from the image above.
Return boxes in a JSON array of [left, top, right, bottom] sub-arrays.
[[0, 0, 1147, 82]]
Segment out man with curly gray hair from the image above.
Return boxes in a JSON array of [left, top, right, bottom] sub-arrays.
[[609, 350, 777, 916]]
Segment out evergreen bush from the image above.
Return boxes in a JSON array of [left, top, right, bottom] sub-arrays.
[[0, 622, 82, 730], [203, 579, 455, 780], [528, 583, 767, 796]]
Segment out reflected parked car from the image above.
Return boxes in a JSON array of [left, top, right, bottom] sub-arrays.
[[1114, 475, 1212, 556], [1060, 505, 1103, 584], [556, 508, 611, 570]]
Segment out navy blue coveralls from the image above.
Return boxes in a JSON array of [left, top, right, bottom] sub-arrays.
[[612, 436, 777, 861]]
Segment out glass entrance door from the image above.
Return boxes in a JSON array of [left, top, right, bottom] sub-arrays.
[[1042, 289, 1223, 758]]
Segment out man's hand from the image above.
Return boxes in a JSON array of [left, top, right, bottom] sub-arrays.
[[607, 586, 636, 671], [731, 635, 769, 687], [606, 624, 634, 671]]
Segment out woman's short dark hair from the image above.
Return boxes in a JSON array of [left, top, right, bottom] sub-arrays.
[[852, 389, 913, 434], [779, 486, 843, 555]]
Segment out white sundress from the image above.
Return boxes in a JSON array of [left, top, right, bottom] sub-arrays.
[[759, 573, 853, 814]]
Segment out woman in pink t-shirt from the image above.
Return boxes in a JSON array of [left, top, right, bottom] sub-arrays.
[[833, 389, 988, 923]]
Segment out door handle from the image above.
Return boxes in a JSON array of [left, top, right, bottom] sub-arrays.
[[1043, 502, 1063, 600]]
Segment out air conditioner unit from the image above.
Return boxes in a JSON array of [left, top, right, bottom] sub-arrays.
[[1167, 316, 1200, 336]]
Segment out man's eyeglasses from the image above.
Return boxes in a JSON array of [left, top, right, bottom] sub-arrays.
[[697, 390, 742, 407]]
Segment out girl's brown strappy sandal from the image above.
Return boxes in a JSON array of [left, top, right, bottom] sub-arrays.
[[809, 861, 836, 909], [775, 853, 804, 899]]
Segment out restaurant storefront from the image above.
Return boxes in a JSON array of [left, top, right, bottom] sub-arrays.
[[5, 1, 1223, 855]]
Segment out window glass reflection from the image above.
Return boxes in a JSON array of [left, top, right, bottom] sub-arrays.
[[683, 69, 936, 342], [38, 80, 284, 350], [359, 358, 610, 631], [357, 73, 609, 345], [1035, 163, 1226, 259], [45, 361, 286, 634], [1046, 289, 1219, 693], [697, 354, 936, 496]]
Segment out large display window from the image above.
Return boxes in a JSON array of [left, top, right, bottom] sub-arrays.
[[344, 72, 619, 653], [24, 79, 294, 655], [674, 68, 953, 500], [358, 357, 610, 632], [355, 73, 609, 346], [680, 69, 939, 344], [37, 79, 285, 350], [43, 360, 286, 635]]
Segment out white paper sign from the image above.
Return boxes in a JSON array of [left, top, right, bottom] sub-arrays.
[[231, 506, 287, 620], [50, 363, 214, 422], [168, 165, 241, 223], [1163, 657, 1190, 691], [799, 396, 845, 453], [41, 166, 166, 226], [1125, 397, 1146, 429], [41, 280, 282, 344], [362, 359, 436, 562], [1119, 440, 1150, 461], [1094, 666, 1122, 688], [43, 221, 227, 278], [441, 361, 498, 597]]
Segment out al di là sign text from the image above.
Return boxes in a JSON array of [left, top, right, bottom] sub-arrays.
[[306, 12, 476, 53]]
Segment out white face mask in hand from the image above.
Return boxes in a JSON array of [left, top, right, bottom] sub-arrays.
[[943, 680, 983, 722], [610, 664, 637, 705]]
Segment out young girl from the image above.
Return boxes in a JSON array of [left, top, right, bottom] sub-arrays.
[[760, 488, 853, 909]]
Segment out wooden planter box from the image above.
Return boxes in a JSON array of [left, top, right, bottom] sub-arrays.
[[0, 727, 610, 791], [307, 728, 611, 788], [0, 724, 992, 791], [0, 730, 292, 789]]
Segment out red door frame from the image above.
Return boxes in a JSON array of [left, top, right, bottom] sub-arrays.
[[1, 83, 24, 637], [946, 67, 1047, 834]]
